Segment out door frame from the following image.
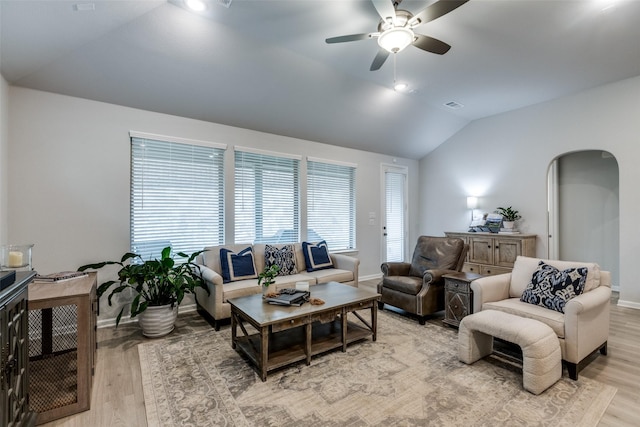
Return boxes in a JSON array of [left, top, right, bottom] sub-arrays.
[[380, 163, 409, 263]]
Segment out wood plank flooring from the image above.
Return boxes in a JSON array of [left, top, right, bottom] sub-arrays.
[[40, 280, 640, 426]]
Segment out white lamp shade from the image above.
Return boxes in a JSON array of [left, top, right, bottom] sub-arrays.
[[467, 196, 478, 210]]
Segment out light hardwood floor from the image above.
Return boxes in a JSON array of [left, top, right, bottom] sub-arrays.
[[40, 280, 640, 426]]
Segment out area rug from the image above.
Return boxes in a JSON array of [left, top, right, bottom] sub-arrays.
[[138, 310, 616, 427]]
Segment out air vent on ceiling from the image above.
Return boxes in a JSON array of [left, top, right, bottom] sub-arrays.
[[444, 101, 464, 110], [217, 0, 233, 8], [73, 3, 95, 12]]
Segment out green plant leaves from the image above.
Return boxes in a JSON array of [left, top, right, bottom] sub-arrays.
[[78, 246, 207, 327]]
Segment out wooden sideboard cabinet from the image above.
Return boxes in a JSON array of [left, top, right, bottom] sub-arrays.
[[1, 271, 37, 427], [445, 232, 536, 275], [27, 273, 97, 425]]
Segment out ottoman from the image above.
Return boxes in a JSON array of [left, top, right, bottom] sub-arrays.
[[458, 310, 562, 395]]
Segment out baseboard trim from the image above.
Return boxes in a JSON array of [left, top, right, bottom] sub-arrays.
[[617, 299, 640, 310], [97, 303, 198, 329], [359, 273, 382, 282]]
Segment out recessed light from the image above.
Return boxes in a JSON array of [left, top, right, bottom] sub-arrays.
[[394, 82, 409, 92], [185, 0, 207, 12]]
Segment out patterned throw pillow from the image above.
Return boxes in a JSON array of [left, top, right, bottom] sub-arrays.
[[220, 247, 257, 283], [264, 244, 297, 276], [520, 261, 588, 313], [302, 240, 334, 272]]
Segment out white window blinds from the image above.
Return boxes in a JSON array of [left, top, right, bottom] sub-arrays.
[[130, 136, 225, 260], [307, 159, 356, 251], [234, 148, 300, 244]]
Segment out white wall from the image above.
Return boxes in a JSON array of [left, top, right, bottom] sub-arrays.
[[0, 75, 8, 245], [419, 75, 640, 308], [7, 87, 419, 322], [557, 151, 619, 287]]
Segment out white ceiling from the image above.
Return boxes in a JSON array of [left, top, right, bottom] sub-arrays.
[[2, 0, 639, 159]]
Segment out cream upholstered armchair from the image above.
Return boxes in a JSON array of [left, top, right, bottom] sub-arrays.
[[378, 236, 467, 324], [470, 256, 611, 380]]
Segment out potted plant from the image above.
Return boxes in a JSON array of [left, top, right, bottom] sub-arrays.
[[258, 264, 280, 297], [78, 246, 208, 338], [495, 206, 521, 229]]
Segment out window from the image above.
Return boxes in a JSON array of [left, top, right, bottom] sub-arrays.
[[130, 134, 225, 259], [307, 158, 356, 251], [234, 148, 300, 244]]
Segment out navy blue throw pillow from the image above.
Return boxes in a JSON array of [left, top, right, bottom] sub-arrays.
[[302, 241, 333, 272], [220, 247, 257, 283], [520, 261, 587, 313]]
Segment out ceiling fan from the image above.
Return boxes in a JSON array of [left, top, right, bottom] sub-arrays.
[[325, 0, 469, 71]]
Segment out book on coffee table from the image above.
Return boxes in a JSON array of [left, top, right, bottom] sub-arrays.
[[266, 291, 310, 306]]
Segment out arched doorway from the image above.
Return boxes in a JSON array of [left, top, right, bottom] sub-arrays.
[[547, 150, 619, 289]]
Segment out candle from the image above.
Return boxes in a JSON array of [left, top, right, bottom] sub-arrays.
[[295, 282, 309, 292], [8, 251, 23, 268]]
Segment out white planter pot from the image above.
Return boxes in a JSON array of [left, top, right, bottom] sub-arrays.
[[503, 221, 516, 229], [138, 304, 178, 338]]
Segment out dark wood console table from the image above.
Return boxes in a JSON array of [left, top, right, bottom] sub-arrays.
[[1, 271, 37, 427]]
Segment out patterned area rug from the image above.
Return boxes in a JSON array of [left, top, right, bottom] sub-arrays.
[[138, 310, 616, 426]]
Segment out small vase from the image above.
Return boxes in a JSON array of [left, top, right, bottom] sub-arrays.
[[262, 285, 271, 298], [138, 304, 178, 338]]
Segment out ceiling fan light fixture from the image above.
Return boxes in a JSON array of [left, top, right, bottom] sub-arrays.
[[393, 82, 409, 92], [377, 27, 414, 53]]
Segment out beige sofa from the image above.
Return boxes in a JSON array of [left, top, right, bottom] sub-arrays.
[[194, 243, 360, 330], [470, 255, 610, 380]]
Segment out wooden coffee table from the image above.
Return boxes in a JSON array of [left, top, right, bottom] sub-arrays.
[[228, 281, 380, 381]]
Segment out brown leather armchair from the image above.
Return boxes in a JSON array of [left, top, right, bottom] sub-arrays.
[[378, 236, 468, 324]]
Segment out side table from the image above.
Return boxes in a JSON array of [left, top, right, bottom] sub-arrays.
[[28, 273, 97, 425], [443, 271, 482, 328]]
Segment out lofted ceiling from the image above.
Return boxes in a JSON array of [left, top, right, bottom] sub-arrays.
[[1, 0, 639, 159]]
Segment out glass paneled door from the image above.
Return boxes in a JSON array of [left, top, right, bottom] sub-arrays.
[[382, 165, 407, 262]]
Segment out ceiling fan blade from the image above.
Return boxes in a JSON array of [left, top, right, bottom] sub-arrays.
[[371, 0, 396, 23], [370, 49, 390, 71], [326, 33, 373, 44], [412, 34, 451, 55], [408, 0, 469, 27]]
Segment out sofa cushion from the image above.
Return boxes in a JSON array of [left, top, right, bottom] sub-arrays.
[[510, 256, 601, 297], [483, 298, 566, 338], [265, 244, 297, 275], [220, 247, 258, 283], [302, 241, 334, 271], [520, 261, 587, 313], [221, 280, 261, 302], [305, 268, 354, 285]]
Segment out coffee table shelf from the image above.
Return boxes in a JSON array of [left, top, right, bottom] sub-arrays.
[[234, 318, 372, 374], [229, 282, 380, 381]]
